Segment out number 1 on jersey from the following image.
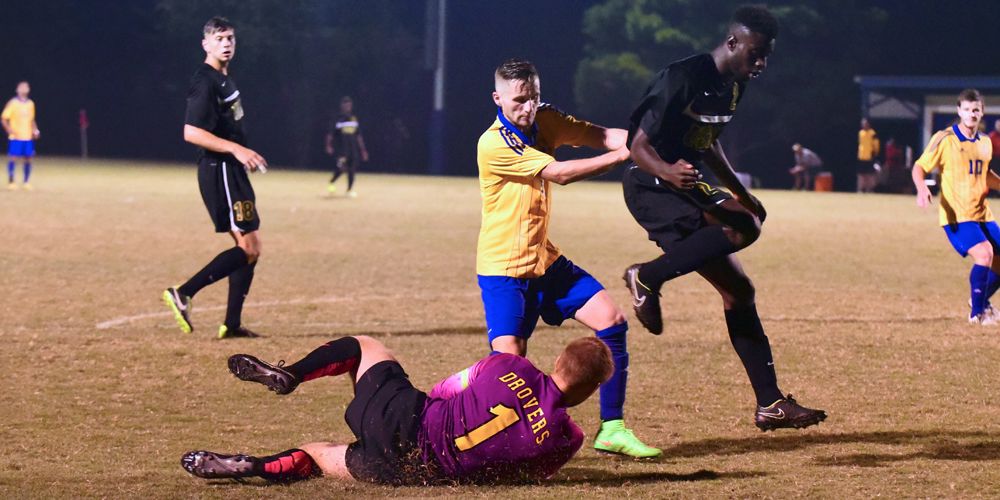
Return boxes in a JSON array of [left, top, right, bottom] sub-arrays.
[[454, 404, 520, 451]]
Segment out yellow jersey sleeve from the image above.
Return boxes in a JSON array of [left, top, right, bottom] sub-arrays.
[[0, 100, 12, 121], [917, 130, 949, 173], [536, 105, 594, 149]]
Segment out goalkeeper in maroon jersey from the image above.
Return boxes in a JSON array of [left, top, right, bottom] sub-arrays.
[[181, 335, 613, 485]]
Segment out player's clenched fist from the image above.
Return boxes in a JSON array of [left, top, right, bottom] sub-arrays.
[[659, 159, 700, 190]]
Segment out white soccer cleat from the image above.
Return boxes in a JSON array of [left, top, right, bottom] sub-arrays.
[[968, 313, 998, 326]]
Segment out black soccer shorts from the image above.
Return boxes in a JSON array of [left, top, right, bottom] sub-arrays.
[[343, 360, 432, 485], [197, 157, 260, 233], [622, 163, 732, 250]]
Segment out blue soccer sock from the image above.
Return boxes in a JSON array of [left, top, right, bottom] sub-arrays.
[[970, 264, 990, 317], [23, 161, 31, 183], [595, 322, 629, 421], [986, 268, 1000, 303], [6, 160, 13, 183]]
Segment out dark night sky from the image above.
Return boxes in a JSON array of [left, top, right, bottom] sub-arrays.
[[0, 0, 998, 188]]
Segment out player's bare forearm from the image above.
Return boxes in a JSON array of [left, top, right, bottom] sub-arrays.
[[988, 171, 1000, 192], [703, 141, 749, 198], [184, 124, 268, 171], [912, 164, 933, 207], [184, 124, 240, 155], [1, 119, 11, 136], [630, 128, 698, 189], [580, 125, 627, 151], [539, 148, 629, 185]]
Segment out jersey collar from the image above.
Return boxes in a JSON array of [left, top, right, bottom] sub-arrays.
[[952, 123, 981, 142], [497, 107, 537, 146]]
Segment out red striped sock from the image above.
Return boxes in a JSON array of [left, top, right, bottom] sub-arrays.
[[258, 449, 318, 482]]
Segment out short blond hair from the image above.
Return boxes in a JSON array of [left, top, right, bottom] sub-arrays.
[[555, 337, 613, 388]]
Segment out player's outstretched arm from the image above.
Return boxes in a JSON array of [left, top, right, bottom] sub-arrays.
[[630, 127, 699, 189], [912, 164, 933, 208], [703, 140, 765, 220], [579, 125, 627, 151], [538, 146, 629, 185], [184, 124, 268, 172]]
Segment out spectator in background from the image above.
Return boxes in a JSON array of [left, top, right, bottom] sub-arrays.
[[989, 119, 1000, 173], [857, 118, 880, 193], [882, 137, 911, 194], [788, 143, 822, 190]]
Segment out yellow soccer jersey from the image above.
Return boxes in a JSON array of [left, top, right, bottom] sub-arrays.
[[858, 128, 879, 161], [917, 124, 994, 225], [1, 98, 35, 140], [476, 105, 593, 278]]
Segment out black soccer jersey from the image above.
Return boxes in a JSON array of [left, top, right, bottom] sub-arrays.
[[627, 54, 745, 165], [329, 113, 362, 153], [185, 63, 247, 161]]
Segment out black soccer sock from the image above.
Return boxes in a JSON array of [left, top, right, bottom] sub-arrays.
[[639, 225, 737, 289], [286, 337, 362, 382], [224, 261, 256, 330], [331, 170, 342, 183], [724, 304, 783, 407], [254, 449, 319, 482], [347, 169, 355, 190], [177, 247, 248, 298]]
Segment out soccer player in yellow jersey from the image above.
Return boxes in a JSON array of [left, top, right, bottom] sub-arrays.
[[913, 89, 1000, 325], [857, 118, 880, 193], [1, 81, 39, 190], [476, 58, 660, 458]]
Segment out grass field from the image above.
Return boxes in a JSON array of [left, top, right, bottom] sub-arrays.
[[2, 158, 999, 498]]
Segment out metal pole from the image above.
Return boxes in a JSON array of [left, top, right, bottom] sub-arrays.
[[428, 0, 447, 175]]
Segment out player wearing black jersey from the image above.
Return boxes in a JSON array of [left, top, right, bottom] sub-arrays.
[[621, 5, 826, 431], [162, 16, 267, 339], [325, 96, 368, 197]]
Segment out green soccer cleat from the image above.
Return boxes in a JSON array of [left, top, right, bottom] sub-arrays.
[[593, 419, 662, 458], [327, 183, 337, 194], [218, 325, 261, 339], [162, 287, 193, 334]]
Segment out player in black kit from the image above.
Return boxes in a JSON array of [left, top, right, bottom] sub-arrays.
[[162, 16, 267, 339], [621, 5, 826, 431]]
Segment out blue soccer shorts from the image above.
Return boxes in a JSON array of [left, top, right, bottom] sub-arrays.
[[478, 255, 604, 343], [944, 221, 1000, 257], [8, 139, 34, 157]]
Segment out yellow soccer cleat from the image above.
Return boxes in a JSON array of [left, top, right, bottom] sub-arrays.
[[162, 287, 193, 333], [593, 419, 662, 458], [218, 325, 261, 339]]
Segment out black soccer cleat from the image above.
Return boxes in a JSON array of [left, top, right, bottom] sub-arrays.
[[181, 450, 258, 479], [623, 264, 663, 335], [754, 394, 827, 432], [228, 354, 300, 395]]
